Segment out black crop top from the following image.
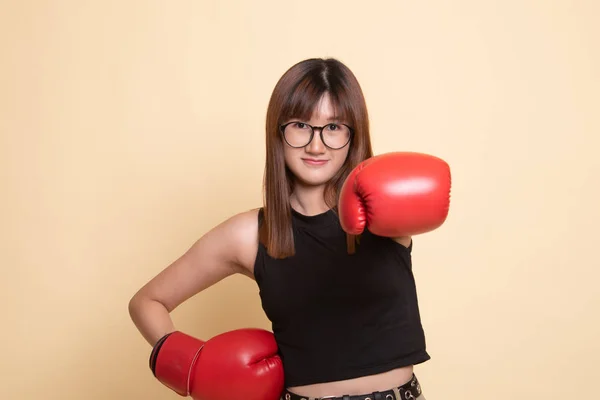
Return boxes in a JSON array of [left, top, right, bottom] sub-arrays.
[[253, 207, 430, 387]]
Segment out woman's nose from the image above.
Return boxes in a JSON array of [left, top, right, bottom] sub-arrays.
[[306, 130, 326, 154]]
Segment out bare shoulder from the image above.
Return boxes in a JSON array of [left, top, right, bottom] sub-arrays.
[[192, 207, 260, 277], [392, 235, 412, 249], [218, 207, 261, 276]]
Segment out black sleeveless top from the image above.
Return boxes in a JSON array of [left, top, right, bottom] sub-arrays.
[[253, 208, 430, 387]]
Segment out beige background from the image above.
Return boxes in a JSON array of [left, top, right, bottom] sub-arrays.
[[2, 1, 599, 399]]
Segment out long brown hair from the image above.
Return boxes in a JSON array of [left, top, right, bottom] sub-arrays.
[[259, 58, 373, 258]]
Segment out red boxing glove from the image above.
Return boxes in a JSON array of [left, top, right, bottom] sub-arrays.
[[339, 152, 451, 237], [149, 328, 284, 400]]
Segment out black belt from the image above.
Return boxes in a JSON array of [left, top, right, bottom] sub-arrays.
[[281, 374, 423, 400]]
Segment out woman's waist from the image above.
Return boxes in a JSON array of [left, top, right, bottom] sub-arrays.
[[285, 366, 415, 398]]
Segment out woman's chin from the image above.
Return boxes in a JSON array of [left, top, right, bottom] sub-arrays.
[[294, 173, 335, 188]]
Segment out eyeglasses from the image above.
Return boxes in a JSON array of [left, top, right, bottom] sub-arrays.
[[280, 121, 353, 150]]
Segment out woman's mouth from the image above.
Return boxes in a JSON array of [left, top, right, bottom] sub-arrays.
[[302, 158, 328, 166]]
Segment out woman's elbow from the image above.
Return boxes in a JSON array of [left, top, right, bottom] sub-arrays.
[[127, 292, 142, 320], [128, 291, 171, 320]]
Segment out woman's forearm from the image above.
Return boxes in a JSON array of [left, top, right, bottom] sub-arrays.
[[128, 296, 175, 347]]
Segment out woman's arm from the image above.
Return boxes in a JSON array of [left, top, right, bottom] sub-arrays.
[[128, 209, 260, 346]]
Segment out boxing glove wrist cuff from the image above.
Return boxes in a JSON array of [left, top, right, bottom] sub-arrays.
[[149, 332, 171, 376], [149, 331, 205, 397]]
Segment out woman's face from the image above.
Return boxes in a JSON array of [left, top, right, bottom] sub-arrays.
[[282, 93, 351, 188]]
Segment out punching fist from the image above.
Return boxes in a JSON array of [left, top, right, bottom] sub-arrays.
[[149, 328, 284, 400], [339, 152, 451, 237]]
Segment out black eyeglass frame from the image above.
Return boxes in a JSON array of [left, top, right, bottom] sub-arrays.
[[279, 121, 355, 150]]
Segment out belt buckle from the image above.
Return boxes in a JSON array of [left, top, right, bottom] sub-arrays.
[[318, 396, 337, 400]]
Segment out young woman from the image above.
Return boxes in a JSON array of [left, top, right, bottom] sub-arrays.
[[129, 58, 450, 400]]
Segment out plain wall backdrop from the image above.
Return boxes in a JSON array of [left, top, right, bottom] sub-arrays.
[[2, 1, 599, 399]]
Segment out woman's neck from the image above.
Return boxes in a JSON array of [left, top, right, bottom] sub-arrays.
[[289, 184, 330, 216]]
